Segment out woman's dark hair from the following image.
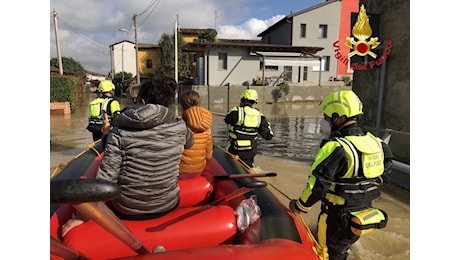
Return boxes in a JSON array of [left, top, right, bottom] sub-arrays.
[[139, 76, 177, 107]]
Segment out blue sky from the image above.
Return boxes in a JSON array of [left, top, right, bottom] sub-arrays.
[[49, 0, 324, 75]]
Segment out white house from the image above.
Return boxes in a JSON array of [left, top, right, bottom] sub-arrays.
[[85, 70, 106, 84], [110, 40, 137, 79]]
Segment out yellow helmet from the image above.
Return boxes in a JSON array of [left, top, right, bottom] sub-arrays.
[[319, 90, 363, 118], [97, 80, 115, 93], [240, 89, 258, 103]]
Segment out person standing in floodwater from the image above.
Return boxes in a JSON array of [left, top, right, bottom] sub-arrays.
[[86, 80, 121, 142], [224, 89, 274, 168], [290, 90, 393, 260]]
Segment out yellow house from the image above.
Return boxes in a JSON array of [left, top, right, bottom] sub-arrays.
[[138, 43, 161, 78]]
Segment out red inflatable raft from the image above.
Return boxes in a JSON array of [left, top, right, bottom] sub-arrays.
[[50, 141, 323, 260]]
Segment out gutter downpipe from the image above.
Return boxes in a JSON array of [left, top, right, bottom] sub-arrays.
[[307, 53, 322, 87], [205, 45, 212, 110], [262, 55, 265, 85], [376, 50, 386, 129], [318, 56, 322, 87]]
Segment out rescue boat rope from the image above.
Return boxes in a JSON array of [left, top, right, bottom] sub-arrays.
[[267, 181, 328, 260], [50, 140, 102, 179]]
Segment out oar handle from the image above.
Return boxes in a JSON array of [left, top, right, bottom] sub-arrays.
[[211, 181, 267, 205], [215, 172, 277, 179]]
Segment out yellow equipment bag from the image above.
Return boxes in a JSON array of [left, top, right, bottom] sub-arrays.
[[349, 208, 388, 236]]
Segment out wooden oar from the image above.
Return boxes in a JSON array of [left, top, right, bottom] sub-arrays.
[[215, 172, 277, 179], [50, 179, 150, 255], [50, 236, 89, 260]]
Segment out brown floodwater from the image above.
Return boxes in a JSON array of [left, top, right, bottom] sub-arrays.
[[50, 91, 409, 259]]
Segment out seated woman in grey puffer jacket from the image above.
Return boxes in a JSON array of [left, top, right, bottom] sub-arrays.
[[96, 76, 194, 219], [61, 76, 194, 236]]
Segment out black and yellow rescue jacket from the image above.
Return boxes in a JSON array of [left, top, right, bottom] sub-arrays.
[[88, 96, 121, 125], [295, 124, 393, 213], [224, 105, 273, 149]]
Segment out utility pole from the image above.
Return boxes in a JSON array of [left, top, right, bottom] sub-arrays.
[[53, 9, 63, 75], [174, 14, 179, 84], [133, 14, 140, 84], [174, 14, 180, 117], [110, 45, 114, 80], [121, 44, 124, 82]]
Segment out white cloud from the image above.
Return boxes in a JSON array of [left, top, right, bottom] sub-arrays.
[[218, 15, 284, 39]]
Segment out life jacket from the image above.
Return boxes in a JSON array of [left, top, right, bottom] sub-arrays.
[[227, 106, 263, 151], [88, 97, 116, 125], [324, 132, 385, 209], [228, 106, 261, 140]]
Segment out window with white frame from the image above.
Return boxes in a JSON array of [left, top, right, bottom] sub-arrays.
[[318, 24, 328, 38], [218, 52, 227, 70], [300, 24, 306, 38], [284, 66, 292, 81]]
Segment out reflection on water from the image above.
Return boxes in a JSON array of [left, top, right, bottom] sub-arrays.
[[212, 115, 323, 161]]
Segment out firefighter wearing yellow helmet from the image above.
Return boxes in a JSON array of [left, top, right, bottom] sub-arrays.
[[86, 80, 121, 142], [224, 89, 273, 168], [289, 90, 393, 260]]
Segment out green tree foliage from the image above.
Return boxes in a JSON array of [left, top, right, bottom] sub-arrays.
[[156, 33, 175, 77], [196, 31, 216, 42], [156, 32, 192, 80], [271, 82, 290, 103], [113, 71, 133, 85], [50, 57, 87, 80]]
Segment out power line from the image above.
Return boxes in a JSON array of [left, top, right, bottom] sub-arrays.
[[52, 15, 108, 50], [137, 0, 161, 28], [137, 0, 160, 17]]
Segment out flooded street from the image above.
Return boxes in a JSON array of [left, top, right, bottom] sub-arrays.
[[50, 91, 409, 259]]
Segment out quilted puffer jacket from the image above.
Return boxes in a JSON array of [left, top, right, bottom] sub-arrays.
[[96, 104, 194, 216], [179, 106, 213, 174]]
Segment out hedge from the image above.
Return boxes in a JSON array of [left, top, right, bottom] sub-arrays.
[[50, 75, 83, 113]]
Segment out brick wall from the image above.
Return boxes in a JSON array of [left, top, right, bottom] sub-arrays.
[[50, 102, 71, 115]]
